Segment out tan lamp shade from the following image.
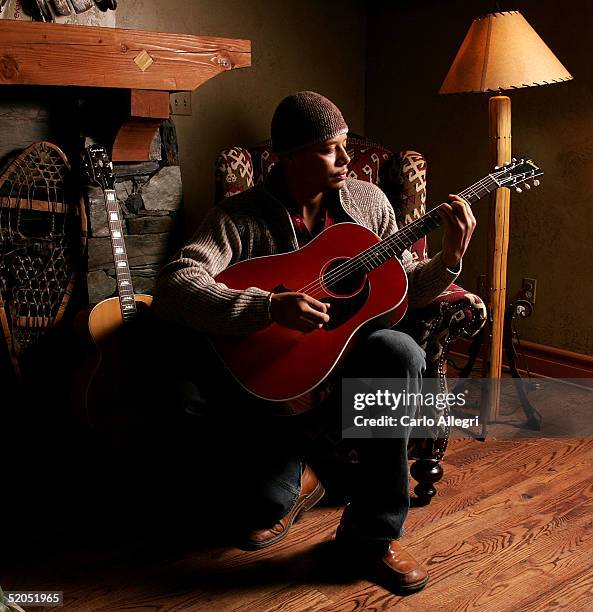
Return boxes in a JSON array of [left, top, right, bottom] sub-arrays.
[[439, 11, 573, 94]]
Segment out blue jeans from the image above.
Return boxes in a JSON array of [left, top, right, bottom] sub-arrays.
[[176, 327, 426, 541]]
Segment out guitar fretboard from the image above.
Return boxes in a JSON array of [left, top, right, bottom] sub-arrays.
[[355, 174, 499, 272], [104, 189, 137, 322]]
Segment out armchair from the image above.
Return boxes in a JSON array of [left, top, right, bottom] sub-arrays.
[[214, 134, 486, 504]]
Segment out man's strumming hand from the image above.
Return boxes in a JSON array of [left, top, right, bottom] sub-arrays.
[[270, 292, 330, 332], [438, 194, 477, 268]]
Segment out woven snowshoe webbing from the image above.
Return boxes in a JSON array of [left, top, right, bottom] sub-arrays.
[[0, 141, 86, 380]]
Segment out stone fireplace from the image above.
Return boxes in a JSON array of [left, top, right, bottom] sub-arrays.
[[0, 20, 250, 386], [0, 90, 183, 307], [85, 120, 183, 303]]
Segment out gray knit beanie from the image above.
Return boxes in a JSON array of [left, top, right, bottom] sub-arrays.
[[271, 91, 348, 155]]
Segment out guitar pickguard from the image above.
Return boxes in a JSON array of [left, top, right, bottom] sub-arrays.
[[272, 257, 371, 331], [323, 282, 370, 330]]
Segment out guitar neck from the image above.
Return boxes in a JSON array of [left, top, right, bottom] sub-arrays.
[[103, 189, 137, 321], [356, 173, 500, 272]]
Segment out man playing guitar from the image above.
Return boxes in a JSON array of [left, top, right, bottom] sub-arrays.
[[153, 91, 475, 594]]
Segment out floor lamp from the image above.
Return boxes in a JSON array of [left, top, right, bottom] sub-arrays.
[[439, 11, 572, 424]]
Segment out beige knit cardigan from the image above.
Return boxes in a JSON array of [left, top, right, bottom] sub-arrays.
[[152, 179, 459, 335]]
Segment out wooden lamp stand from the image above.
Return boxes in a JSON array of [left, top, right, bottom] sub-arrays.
[[439, 11, 573, 430], [484, 95, 512, 425]]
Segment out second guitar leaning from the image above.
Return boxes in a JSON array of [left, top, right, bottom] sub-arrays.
[[72, 145, 152, 433]]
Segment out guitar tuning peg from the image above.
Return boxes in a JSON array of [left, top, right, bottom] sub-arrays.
[[533, 179, 540, 187], [515, 187, 522, 193], [512, 157, 517, 162], [494, 166, 500, 170], [525, 183, 531, 190]]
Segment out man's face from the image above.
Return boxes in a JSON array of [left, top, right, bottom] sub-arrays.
[[286, 133, 350, 193]]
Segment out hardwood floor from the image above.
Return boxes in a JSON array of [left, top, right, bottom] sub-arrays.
[[4, 436, 593, 611]]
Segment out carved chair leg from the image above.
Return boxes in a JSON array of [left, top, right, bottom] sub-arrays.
[[410, 458, 444, 506]]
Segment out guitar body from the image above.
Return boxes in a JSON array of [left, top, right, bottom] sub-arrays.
[[72, 145, 161, 436], [214, 158, 543, 410], [72, 295, 153, 434], [211, 223, 408, 402], [88, 294, 153, 345]]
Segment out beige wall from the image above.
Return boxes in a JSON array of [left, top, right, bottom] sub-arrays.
[[115, 0, 592, 356], [366, 0, 592, 356], [116, 0, 366, 233]]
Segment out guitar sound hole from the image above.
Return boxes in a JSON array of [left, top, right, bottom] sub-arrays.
[[322, 257, 366, 296]]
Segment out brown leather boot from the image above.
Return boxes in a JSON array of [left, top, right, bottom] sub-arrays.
[[335, 527, 429, 593], [238, 465, 325, 551], [371, 540, 429, 593]]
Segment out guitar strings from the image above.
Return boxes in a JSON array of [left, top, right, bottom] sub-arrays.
[[298, 209, 449, 299], [295, 174, 498, 299], [297, 181, 488, 299], [303, 163, 533, 299], [299, 162, 527, 299], [261, 163, 514, 299], [264, 160, 530, 301]]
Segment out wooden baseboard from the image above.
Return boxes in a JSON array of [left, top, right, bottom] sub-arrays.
[[450, 337, 593, 384]]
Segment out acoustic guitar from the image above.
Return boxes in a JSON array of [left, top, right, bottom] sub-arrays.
[[210, 158, 543, 409], [72, 145, 152, 433]]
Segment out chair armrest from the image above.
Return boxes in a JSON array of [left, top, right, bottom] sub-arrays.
[[402, 286, 486, 459], [426, 286, 487, 340], [400, 285, 487, 378]]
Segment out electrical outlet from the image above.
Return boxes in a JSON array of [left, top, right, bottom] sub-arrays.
[[522, 277, 537, 304], [170, 92, 192, 116]]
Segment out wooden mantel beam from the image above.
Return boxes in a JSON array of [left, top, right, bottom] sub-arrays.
[[0, 21, 251, 91], [0, 20, 251, 161]]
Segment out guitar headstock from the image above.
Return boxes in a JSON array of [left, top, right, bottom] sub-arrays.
[[492, 157, 543, 193], [82, 144, 115, 191]]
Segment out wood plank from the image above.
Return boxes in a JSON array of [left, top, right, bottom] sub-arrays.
[[130, 90, 170, 119], [0, 21, 251, 91], [313, 582, 414, 610], [394, 577, 489, 610], [517, 564, 593, 611], [232, 585, 333, 612], [206, 442, 565, 608], [66, 439, 586, 611], [5, 438, 593, 610], [464, 496, 593, 584], [414, 471, 593, 593], [424, 515, 593, 611], [409, 440, 593, 549], [405, 439, 587, 528], [314, 440, 593, 607]]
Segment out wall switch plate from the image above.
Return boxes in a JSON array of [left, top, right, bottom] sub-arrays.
[[170, 92, 192, 116], [521, 277, 537, 304]]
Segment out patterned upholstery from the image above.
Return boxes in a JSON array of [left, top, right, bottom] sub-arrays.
[[214, 135, 487, 462], [215, 135, 428, 262], [215, 146, 255, 197]]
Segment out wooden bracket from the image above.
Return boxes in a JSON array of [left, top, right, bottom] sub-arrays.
[[113, 90, 170, 162]]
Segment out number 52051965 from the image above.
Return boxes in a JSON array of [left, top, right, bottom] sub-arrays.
[[3, 591, 63, 607]]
